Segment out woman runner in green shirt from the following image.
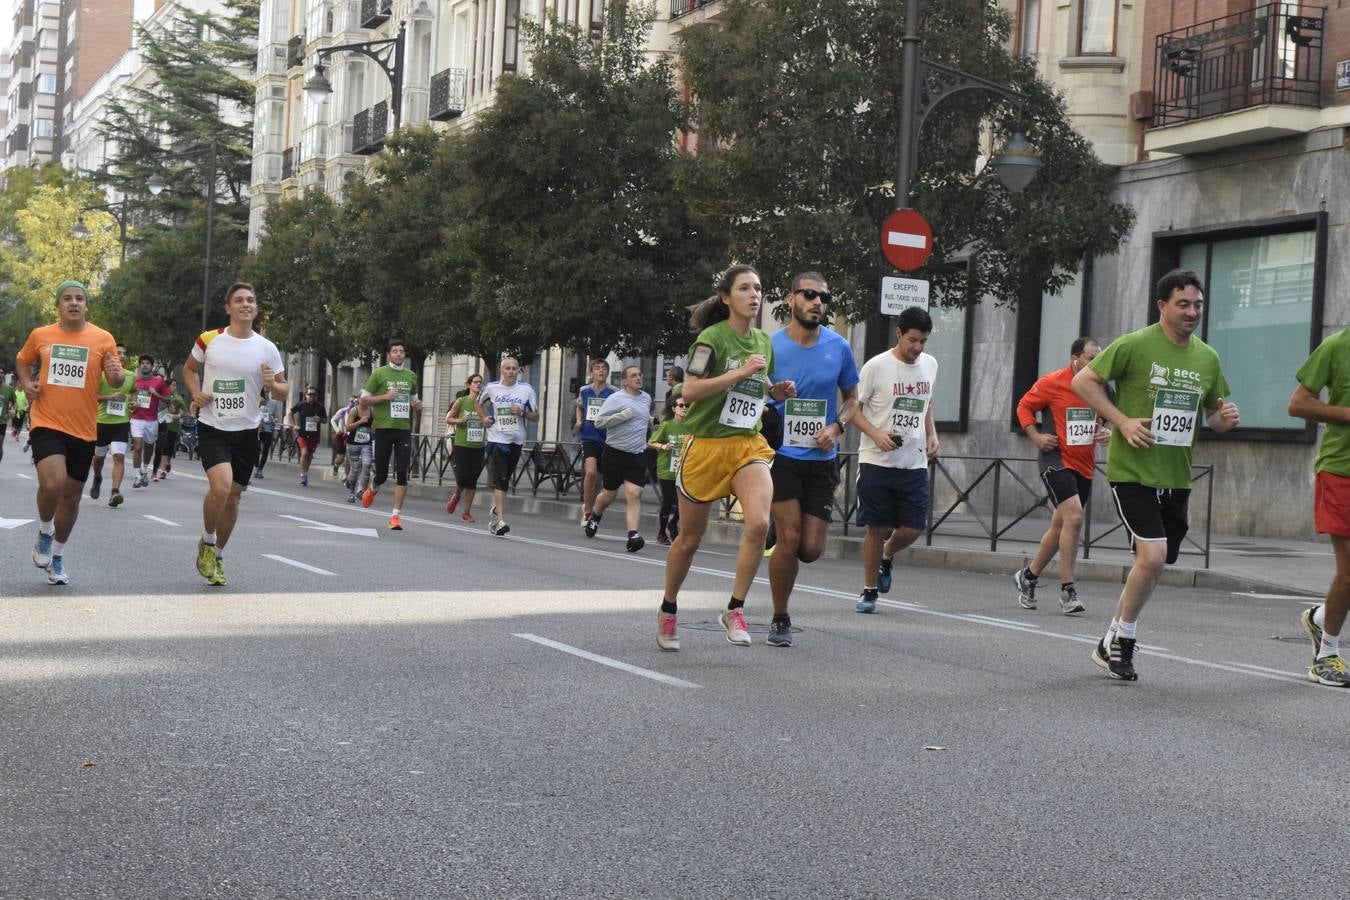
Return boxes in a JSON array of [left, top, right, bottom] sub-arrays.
[[657, 265, 796, 652], [648, 392, 689, 545], [445, 373, 486, 522]]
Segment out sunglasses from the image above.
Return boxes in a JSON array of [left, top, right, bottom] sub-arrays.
[[796, 288, 832, 303], [673, 402, 688, 408]]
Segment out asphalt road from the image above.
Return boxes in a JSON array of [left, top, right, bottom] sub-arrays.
[[0, 443, 1340, 898]]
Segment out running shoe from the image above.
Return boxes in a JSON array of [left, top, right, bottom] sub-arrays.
[[766, 619, 793, 648], [90, 473, 102, 499], [32, 530, 53, 569], [389, 515, 403, 531], [657, 531, 670, 546], [626, 531, 645, 553], [151, 471, 161, 482], [255, 471, 265, 480], [361, 487, 376, 508], [461, 512, 475, 523], [584, 514, 599, 538], [132, 474, 144, 489], [877, 557, 894, 594], [1307, 655, 1350, 687], [196, 538, 216, 579], [488, 509, 510, 536], [719, 608, 751, 646], [1059, 584, 1085, 615], [657, 611, 679, 652], [347, 494, 357, 503], [1302, 606, 1324, 660], [855, 590, 878, 614], [1091, 636, 1138, 681], [208, 556, 227, 586], [300, 473, 308, 487], [108, 492, 124, 508], [446, 492, 460, 514], [1013, 568, 1037, 609], [46, 555, 68, 585]]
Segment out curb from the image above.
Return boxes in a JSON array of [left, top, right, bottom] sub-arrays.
[[262, 457, 1320, 599]]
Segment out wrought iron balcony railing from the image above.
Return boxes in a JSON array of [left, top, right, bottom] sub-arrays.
[[429, 67, 467, 121], [1153, 3, 1323, 127], [359, 0, 392, 29], [671, 0, 718, 19], [281, 146, 298, 180], [352, 100, 389, 155]]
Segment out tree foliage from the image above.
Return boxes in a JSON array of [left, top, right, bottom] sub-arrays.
[[677, 0, 1134, 320]]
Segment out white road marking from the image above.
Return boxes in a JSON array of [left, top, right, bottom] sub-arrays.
[[278, 514, 379, 538], [143, 515, 181, 527], [514, 633, 699, 689], [174, 473, 1332, 690], [965, 614, 1040, 628], [14, 472, 33, 480], [1223, 661, 1308, 682], [261, 554, 336, 576], [1233, 592, 1321, 601], [0, 516, 35, 529]]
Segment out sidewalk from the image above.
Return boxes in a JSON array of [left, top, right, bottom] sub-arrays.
[[268, 458, 1330, 599]]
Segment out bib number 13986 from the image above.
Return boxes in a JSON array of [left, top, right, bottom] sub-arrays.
[[1151, 389, 1199, 447]]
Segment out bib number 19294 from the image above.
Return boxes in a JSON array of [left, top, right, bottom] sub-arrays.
[[1151, 389, 1199, 447]]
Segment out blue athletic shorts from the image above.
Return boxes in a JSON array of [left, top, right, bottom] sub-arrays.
[[855, 463, 929, 530]]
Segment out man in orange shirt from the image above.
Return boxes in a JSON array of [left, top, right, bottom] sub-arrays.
[[14, 280, 124, 585], [1012, 337, 1110, 614]]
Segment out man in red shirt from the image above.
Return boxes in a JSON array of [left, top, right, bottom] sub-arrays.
[[1013, 337, 1110, 614], [130, 354, 171, 488]]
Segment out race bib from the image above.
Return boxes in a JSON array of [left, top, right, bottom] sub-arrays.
[[351, 427, 371, 444], [1065, 407, 1096, 446], [719, 376, 766, 429], [136, 389, 152, 409], [304, 416, 320, 433], [390, 393, 410, 419], [586, 396, 604, 423], [495, 404, 519, 432], [212, 378, 247, 420], [889, 396, 925, 438], [668, 436, 684, 474], [784, 398, 827, 449], [47, 344, 89, 388], [466, 415, 484, 443], [105, 398, 127, 417], [1151, 388, 1199, 447]]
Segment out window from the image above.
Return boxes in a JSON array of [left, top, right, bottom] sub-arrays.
[[1153, 214, 1325, 436], [33, 118, 52, 137], [503, 0, 519, 71], [927, 303, 971, 430], [1077, 0, 1116, 55], [1016, 0, 1039, 57], [1037, 269, 1085, 376], [37, 73, 55, 93]]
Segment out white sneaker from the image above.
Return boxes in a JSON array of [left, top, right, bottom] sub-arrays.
[[719, 608, 751, 647], [657, 612, 679, 651]]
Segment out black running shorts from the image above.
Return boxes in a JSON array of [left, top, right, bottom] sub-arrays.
[[198, 422, 259, 487], [30, 427, 96, 483]]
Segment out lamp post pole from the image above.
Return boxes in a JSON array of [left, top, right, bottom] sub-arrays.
[[303, 22, 406, 129], [147, 143, 218, 331], [76, 197, 130, 263]]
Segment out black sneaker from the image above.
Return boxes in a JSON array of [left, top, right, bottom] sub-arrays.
[[1092, 636, 1138, 681], [766, 619, 793, 647], [625, 531, 645, 553], [90, 473, 102, 499], [877, 557, 894, 594], [584, 514, 600, 539]]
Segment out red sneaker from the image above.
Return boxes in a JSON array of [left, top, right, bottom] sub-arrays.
[[446, 492, 459, 514], [461, 512, 475, 523], [361, 487, 375, 508]]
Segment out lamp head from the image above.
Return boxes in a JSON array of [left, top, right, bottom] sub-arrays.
[[989, 129, 1041, 194], [72, 217, 90, 239], [303, 64, 334, 102], [147, 173, 167, 196]]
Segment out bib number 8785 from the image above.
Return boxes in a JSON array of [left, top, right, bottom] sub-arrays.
[[727, 397, 757, 417]]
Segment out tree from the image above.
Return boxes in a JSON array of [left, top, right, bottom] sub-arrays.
[[0, 164, 80, 357], [243, 188, 357, 374], [676, 0, 1134, 321], [450, 1, 724, 361]]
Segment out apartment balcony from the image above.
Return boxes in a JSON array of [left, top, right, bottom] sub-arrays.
[[352, 100, 389, 155], [286, 33, 305, 70], [359, 0, 392, 29], [429, 68, 467, 121], [671, 0, 719, 20], [1146, 3, 1323, 155], [281, 145, 299, 180]]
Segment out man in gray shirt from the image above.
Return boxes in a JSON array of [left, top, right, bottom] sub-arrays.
[[585, 365, 653, 552]]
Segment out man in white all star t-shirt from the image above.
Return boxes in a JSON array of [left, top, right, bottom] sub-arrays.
[[183, 282, 287, 586], [474, 356, 540, 536], [850, 306, 940, 613]]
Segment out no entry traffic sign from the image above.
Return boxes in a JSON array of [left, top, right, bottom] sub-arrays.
[[880, 208, 932, 271]]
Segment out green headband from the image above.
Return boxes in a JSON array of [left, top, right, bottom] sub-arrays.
[[55, 280, 88, 303]]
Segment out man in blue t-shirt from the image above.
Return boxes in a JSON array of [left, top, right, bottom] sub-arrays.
[[574, 359, 615, 525], [766, 272, 860, 647]]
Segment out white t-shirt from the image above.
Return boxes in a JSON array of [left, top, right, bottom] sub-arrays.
[[480, 380, 538, 445], [191, 328, 286, 432], [857, 350, 938, 470]]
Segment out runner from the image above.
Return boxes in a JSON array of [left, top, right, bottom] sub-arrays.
[[12, 385, 28, 445], [476, 357, 539, 537], [1072, 269, 1238, 681], [254, 389, 281, 479], [1287, 330, 1350, 686], [586, 365, 654, 552], [153, 379, 187, 481], [1012, 337, 1110, 615], [345, 396, 375, 503], [575, 359, 615, 528], [287, 385, 326, 487], [14, 280, 124, 585], [183, 282, 287, 586], [445, 373, 485, 522], [90, 343, 134, 507], [852, 306, 939, 614], [648, 394, 688, 545], [330, 395, 356, 484], [766, 272, 860, 646], [657, 265, 795, 651], [128, 355, 170, 488], [0, 367, 13, 462], [358, 341, 422, 530]]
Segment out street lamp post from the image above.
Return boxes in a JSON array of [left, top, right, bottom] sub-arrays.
[[147, 143, 218, 331], [302, 22, 407, 129], [894, 0, 1041, 211], [73, 197, 130, 263]]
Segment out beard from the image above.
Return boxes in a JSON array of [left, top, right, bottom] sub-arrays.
[[793, 311, 822, 330]]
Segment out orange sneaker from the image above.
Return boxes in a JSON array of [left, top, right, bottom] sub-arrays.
[[389, 515, 403, 531], [361, 487, 375, 508]]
